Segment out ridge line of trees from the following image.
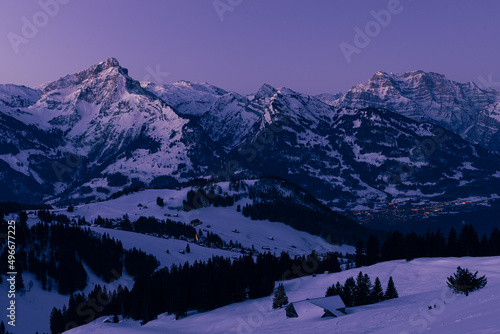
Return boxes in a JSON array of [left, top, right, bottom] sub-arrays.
[[325, 272, 398, 307], [50, 251, 344, 331], [355, 224, 500, 267]]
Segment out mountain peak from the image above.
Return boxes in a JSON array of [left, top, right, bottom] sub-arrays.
[[41, 58, 130, 93], [174, 80, 193, 87], [255, 83, 277, 99], [100, 57, 120, 68], [374, 70, 388, 76], [91, 57, 127, 76]]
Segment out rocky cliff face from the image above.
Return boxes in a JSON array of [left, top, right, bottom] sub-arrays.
[[333, 70, 500, 151]]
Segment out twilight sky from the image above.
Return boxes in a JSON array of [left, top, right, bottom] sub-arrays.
[[0, 0, 499, 95]]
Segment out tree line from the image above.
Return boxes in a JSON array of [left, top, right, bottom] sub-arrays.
[[50, 251, 344, 331], [183, 188, 242, 211], [0, 218, 160, 297], [325, 272, 398, 307], [355, 224, 500, 267]]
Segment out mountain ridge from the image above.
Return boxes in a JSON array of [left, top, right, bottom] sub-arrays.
[[0, 59, 499, 222], [333, 70, 500, 151]]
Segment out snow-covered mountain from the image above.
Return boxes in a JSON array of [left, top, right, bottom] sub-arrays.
[[333, 70, 500, 151], [1, 59, 499, 216], [0, 58, 225, 203]]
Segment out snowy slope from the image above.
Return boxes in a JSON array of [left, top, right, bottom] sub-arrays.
[[56, 184, 355, 257], [0, 84, 40, 109], [0, 258, 135, 334], [141, 80, 229, 116], [66, 256, 500, 334], [0, 185, 355, 334]]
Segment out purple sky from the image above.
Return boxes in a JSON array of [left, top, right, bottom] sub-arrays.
[[0, 0, 499, 95]]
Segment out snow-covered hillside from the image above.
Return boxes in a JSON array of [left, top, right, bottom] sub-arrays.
[[54, 183, 355, 257], [0, 185, 354, 334], [66, 256, 500, 334], [0, 258, 135, 334]]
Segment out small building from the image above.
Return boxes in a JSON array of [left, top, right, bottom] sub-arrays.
[[285, 295, 347, 319], [190, 219, 202, 227], [285, 303, 299, 318]]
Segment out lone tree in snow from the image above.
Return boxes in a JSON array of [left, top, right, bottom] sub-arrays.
[[447, 266, 487, 296], [156, 196, 164, 207], [272, 283, 289, 309]]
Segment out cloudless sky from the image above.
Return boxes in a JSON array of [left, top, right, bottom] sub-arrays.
[[0, 0, 499, 95]]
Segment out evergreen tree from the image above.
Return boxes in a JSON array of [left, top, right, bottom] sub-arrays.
[[458, 224, 479, 257], [355, 239, 366, 268], [370, 277, 384, 303], [113, 313, 119, 323], [185, 244, 191, 253], [489, 228, 500, 256], [404, 231, 420, 261], [434, 229, 447, 257], [447, 266, 487, 296], [342, 277, 357, 307], [325, 284, 338, 297], [381, 231, 404, 261], [156, 197, 164, 207], [0, 321, 5, 334], [384, 276, 398, 300], [272, 283, 289, 309], [365, 234, 379, 265], [479, 235, 490, 256], [447, 227, 459, 256], [355, 272, 372, 306], [321, 253, 341, 273], [50, 307, 65, 334]]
